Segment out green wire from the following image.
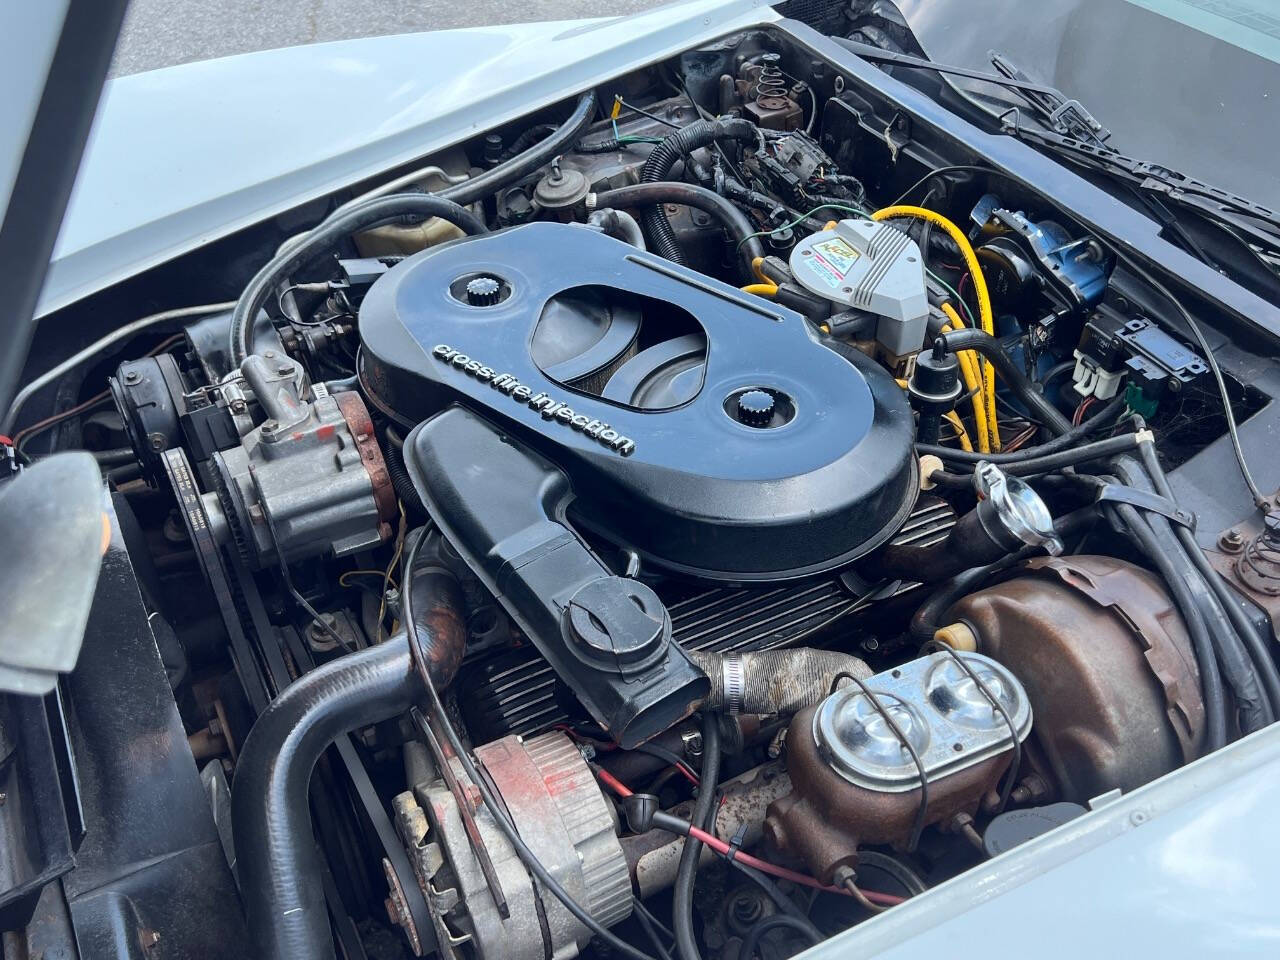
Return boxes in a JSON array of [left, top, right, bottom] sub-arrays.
[[734, 202, 870, 250], [608, 114, 664, 147], [926, 269, 976, 327]]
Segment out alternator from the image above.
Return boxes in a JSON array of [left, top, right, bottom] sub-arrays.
[[392, 731, 631, 960]]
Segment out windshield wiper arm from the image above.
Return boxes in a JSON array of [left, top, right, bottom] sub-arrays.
[[987, 52, 1110, 145], [999, 119, 1280, 241], [832, 38, 1110, 145]]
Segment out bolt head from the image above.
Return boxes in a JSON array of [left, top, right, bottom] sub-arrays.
[[123, 370, 141, 384]]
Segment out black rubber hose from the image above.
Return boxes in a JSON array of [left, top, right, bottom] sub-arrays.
[[1111, 456, 1270, 733], [496, 123, 556, 163], [910, 560, 1025, 646], [719, 172, 778, 213], [876, 503, 1021, 583], [739, 915, 821, 960], [229, 194, 487, 364], [232, 568, 466, 960], [1107, 499, 1229, 747], [595, 183, 765, 279], [1131, 436, 1280, 713], [441, 91, 596, 207], [672, 712, 722, 960], [1180, 522, 1280, 718], [917, 396, 1127, 464], [934, 330, 1073, 435], [908, 506, 1100, 645], [639, 117, 761, 264], [925, 434, 1144, 491], [385, 438, 427, 518]]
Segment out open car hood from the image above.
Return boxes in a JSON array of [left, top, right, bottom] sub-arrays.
[[0, 0, 128, 414]]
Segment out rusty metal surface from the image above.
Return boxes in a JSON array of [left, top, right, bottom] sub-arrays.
[[1209, 513, 1280, 635], [946, 555, 1205, 802], [336, 388, 396, 535], [400, 731, 629, 960], [624, 761, 793, 897]]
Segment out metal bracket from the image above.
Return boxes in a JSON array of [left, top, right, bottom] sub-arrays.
[[1094, 483, 1195, 529]]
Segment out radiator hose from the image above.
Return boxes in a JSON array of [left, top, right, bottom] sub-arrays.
[[594, 182, 765, 279], [687, 648, 871, 716], [231, 564, 466, 960]]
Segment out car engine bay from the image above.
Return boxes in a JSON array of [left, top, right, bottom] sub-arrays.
[[6, 15, 1280, 960]]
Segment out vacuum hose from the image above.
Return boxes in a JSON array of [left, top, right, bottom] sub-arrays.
[[229, 194, 486, 364], [231, 566, 466, 960]]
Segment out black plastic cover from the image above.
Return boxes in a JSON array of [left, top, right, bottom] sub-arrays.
[[361, 223, 917, 581], [406, 406, 708, 747]]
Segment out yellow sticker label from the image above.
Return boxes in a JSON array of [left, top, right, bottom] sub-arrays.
[[812, 237, 860, 277], [610, 96, 623, 120]]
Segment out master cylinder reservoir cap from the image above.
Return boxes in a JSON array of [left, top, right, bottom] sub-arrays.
[[813, 651, 1032, 792]]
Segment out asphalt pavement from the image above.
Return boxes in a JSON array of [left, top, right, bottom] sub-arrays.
[[111, 0, 669, 77]]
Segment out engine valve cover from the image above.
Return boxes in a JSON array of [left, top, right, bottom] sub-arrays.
[[360, 222, 917, 581]]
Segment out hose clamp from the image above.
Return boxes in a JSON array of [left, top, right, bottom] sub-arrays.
[[722, 653, 745, 717]]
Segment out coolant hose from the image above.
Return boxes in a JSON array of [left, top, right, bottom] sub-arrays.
[[935, 329, 1073, 435], [639, 117, 761, 264], [439, 91, 597, 207], [875, 499, 1035, 583], [673, 712, 722, 960], [232, 567, 466, 960], [229, 194, 487, 364], [594, 183, 765, 279], [687, 648, 871, 715]]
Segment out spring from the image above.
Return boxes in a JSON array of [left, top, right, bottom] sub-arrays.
[[1236, 511, 1280, 596], [755, 55, 787, 105]]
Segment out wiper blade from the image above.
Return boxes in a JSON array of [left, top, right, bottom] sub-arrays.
[[833, 38, 1110, 145], [832, 37, 1280, 282], [998, 118, 1280, 240]]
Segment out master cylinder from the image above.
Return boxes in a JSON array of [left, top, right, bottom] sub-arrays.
[[764, 650, 1031, 882]]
